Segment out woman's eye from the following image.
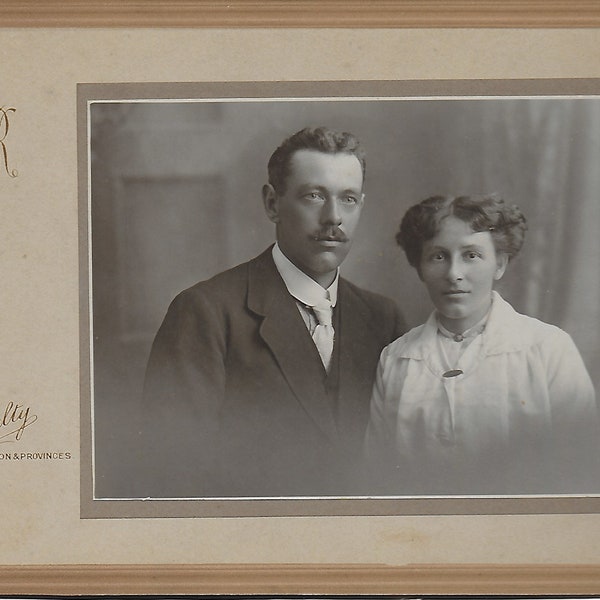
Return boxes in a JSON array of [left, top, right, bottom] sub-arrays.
[[429, 253, 445, 261], [465, 251, 480, 260]]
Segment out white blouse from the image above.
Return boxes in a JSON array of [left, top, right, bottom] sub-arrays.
[[365, 292, 598, 495]]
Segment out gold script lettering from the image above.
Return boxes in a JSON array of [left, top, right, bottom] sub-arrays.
[[0, 402, 37, 443], [0, 106, 18, 178]]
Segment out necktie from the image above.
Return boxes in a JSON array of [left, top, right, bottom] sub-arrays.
[[311, 299, 334, 372]]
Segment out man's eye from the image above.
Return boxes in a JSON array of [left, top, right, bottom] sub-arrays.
[[304, 192, 324, 202], [341, 195, 358, 205]]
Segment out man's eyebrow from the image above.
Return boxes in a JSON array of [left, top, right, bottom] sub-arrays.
[[296, 184, 362, 194], [297, 184, 326, 191]]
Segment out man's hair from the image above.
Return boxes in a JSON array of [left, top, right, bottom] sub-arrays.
[[396, 195, 528, 268], [267, 126, 366, 194]]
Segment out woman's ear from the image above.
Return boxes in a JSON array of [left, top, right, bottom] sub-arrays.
[[494, 252, 509, 281], [262, 184, 279, 223]]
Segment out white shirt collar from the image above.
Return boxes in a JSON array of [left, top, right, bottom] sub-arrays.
[[272, 243, 339, 307], [399, 291, 526, 361]]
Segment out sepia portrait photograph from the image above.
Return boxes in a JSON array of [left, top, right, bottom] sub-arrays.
[[82, 81, 600, 517]]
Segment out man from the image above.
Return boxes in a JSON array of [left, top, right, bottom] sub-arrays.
[[140, 126, 405, 498]]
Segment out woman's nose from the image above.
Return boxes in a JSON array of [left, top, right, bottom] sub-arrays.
[[446, 258, 464, 281]]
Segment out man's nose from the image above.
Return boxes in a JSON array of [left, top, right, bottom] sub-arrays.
[[320, 197, 342, 226]]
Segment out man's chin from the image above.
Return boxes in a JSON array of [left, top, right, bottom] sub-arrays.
[[312, 252, 346, 271], [302, 256, 344, 284]]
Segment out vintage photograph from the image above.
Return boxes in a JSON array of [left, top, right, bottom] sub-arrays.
[[83, 84, 600, 512], [4, 12, 600, 592]]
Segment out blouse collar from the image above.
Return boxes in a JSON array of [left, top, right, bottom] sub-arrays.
[[400, 291, 529, 362]]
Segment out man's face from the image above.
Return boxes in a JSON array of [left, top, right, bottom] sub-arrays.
[[263, 149, 364, 288]]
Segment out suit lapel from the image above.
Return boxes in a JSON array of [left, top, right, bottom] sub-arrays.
[[336, 280, 383, 443], [247, 249, 338, 441]]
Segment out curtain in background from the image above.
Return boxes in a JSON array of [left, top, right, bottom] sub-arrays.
[[553, 102, 600, 393], [472, 99, 600, 393]]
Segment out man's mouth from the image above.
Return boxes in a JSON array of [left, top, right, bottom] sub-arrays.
[[313, 231, 347, 243]]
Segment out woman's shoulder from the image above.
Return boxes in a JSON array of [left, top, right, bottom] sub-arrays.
[[381, 321, 431, 361], [490, 293, 575, 352]]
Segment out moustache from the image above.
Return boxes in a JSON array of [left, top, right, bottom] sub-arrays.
[[312, 228, 348, 243]]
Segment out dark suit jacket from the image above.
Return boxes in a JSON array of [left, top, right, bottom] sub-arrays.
[[139, 247, 405, 497]]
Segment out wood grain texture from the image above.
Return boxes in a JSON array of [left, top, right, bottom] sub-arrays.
[[2, 0, 600, 27], [1, 564, 600, 595]]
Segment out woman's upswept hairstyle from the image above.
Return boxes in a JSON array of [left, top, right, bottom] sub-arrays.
[[267, 126, 366, 195], [396, 195, 528, 268]]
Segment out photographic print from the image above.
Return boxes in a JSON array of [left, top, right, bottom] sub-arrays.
[[82, 81, 600, 517]]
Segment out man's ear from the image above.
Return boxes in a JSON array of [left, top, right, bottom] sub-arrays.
[[494, 252, 509, 281], [262, 184, 279, 223]]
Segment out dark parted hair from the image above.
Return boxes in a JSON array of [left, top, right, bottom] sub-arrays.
[[267, 126, 366, 195], [396, 195, 528, 268]]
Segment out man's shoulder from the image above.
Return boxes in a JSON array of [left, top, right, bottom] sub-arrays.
[[177, 248, 272, 303], [340, 277, 398, 311], [188, 259, 250, 292], [339, 277, 406, 338]]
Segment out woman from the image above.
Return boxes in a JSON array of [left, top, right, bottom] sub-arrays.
[[365, 195, 598, 495]]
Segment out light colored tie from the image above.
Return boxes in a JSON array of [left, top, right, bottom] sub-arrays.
[[311, 300, 334, 372]]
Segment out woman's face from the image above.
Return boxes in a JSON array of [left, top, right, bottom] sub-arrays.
[[418, 215, 508, 333]]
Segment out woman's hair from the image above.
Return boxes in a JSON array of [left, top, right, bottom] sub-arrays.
[[267, 126, 366, 195], [396, 195, 528, 268]]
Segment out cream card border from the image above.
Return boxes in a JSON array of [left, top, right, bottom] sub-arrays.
[[1, 10, 600, 596]]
